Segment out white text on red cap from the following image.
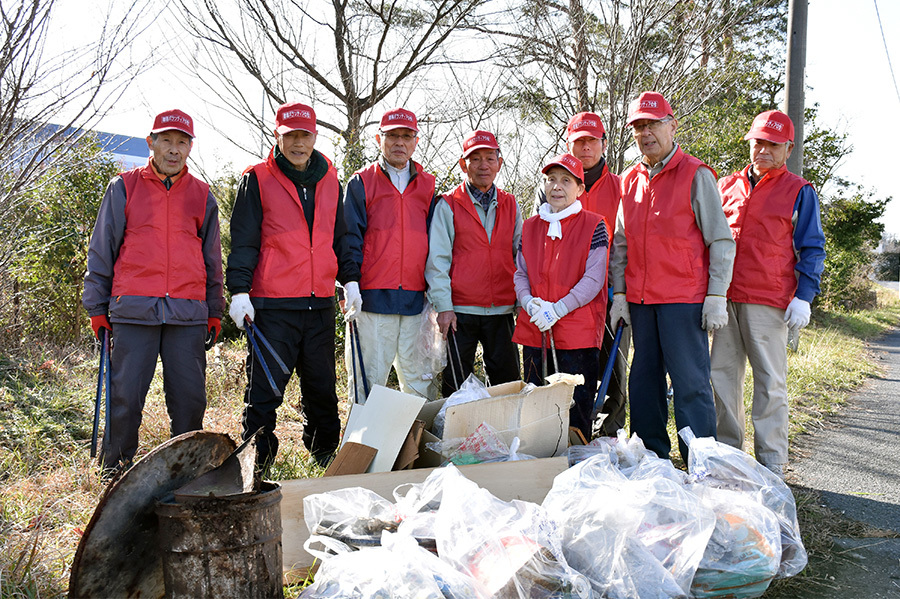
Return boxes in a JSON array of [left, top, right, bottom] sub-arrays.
[[571, 118, 599, 129], [282, 109, 312, 120], [161, 115, 191, 127], [386, 113, 415, 123], [763, 120, 784, 132], [640, 100, 659, 109]]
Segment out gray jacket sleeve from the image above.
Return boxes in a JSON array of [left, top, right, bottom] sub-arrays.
[[610, 203, 627, 294], [200, 189, 226, 319], [425, 199, 455, 313], [690, 166, 735, 297], [83, 176, 127, 317]]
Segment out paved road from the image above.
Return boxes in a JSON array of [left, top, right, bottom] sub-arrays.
[[876, 280, 899, 294], [786, 326, 900, 597]]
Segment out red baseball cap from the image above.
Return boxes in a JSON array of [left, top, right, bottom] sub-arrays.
[[150, 109, 194, 138], [566, 112, 606, 142], [542, 153, 584, 183], [380, 108, 419, 133], [275, 102, 317, 135], [626, 91, 674, 125], [744, 110, 794, 144], [461, 130, 500, 158]]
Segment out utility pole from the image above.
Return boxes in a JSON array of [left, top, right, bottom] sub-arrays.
[[785, 0, 808, 176]]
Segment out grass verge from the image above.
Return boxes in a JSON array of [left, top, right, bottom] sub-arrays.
[[0, 284, 897, 598]]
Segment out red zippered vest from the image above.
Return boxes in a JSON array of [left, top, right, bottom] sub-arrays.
[[249, 150, 340, 298], [512, 210, 607, 350], [445, 184, 517, 308], [111, 163, 207, 300], [720, 164, 808, 309], [581, 163, 621, 238], [357, 162, 435, 291], [620, 147, 712, 304]]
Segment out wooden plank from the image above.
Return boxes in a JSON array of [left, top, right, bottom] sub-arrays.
[[392, 420, 425, 471], [322, 442, 377, 477], [341, 385, 426, 473], [279, 456, 569, 581]]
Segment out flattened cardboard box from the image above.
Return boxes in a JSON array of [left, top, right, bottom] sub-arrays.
[[415, 379, 575, 468]]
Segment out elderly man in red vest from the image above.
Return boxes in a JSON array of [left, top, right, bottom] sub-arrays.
[[83, 109, 225, 475], [343, 108, 438, 400], [227, 102, 361, 470], [711, 110, 825, 479], [609, 92, 735, 461], [535, 112, 628, 437], [425, 130, 523, 397]]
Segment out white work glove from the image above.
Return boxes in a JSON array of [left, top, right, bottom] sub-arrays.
[[525, 296, 543, 317], [609, 293, 631, 327], [344, 281, 362, 321], [701, 295, 728, 331], [228, 293, 255, 329], [784, 297, 811, 329], [530, 299, 561, 332]]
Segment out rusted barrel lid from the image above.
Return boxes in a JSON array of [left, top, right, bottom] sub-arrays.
[[68, 431, 236, 599]]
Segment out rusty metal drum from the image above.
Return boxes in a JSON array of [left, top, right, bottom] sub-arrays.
[[155, 482, 284, 599]]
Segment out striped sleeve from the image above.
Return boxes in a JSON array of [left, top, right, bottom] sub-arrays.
[[590, 221, 608, 250]]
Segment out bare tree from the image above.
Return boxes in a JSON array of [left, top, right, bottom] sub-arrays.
[[474, 0, 786, 172], [174, 0, 496, 177], [0, 0, 150, 336]]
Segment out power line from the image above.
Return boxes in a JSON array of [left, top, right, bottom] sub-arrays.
[[874, 0, 900, 106]]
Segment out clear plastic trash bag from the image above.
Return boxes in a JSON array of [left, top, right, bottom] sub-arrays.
[[542, 453, 715, 598], [688, 486, 782, 598], [679, 427, 808, 578], [430, 464, 592, 599], [300, 530, 484, 599], [303, 487, 400, 555], [417, 302, 447, 380], [433, 373, 490, 437], [429, 423, 537, 465]]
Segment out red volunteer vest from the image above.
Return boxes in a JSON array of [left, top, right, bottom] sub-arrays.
[[249, 150, 340, 298], [720, 164, 808, 309], [111, 163, 208, 300], [445, 184, 517, 307], [357, 162, 435, 291], [620, 148, 712, 304], [580, 163, 621, 238], [512, 210, 608, 350]]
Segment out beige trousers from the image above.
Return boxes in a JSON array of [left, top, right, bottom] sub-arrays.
[[710, 301, 789, 465], [346, 311, 436, 403]]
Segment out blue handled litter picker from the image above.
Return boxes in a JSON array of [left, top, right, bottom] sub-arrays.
[[244, 317, 290, 397], [591, 320, 625, 422], [91, 329, 111, 458], [349, 320, 370, 403]]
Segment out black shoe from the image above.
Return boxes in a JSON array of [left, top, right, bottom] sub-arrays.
[[312, 450, 335, 469], [99, 458, 132, 483]]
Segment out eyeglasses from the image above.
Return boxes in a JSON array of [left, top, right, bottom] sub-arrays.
[[383, 131, 417, 142], [631, 117, 673, 133]]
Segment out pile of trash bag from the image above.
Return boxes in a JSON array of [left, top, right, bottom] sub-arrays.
[[300, 428, 806, 599]]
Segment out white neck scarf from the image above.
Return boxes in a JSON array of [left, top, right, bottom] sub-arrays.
[[539, 200, 583, 239]]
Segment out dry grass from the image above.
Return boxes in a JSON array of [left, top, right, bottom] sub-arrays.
[[1, 286, 898, 598]]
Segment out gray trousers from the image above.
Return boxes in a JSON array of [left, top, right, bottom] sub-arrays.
[[101, 322, 207, 469]]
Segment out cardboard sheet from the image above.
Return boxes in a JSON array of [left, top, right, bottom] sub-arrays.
[[341, 385, 426, 473]]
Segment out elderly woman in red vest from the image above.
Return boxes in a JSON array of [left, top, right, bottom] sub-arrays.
[[512, 154, 609, 440]]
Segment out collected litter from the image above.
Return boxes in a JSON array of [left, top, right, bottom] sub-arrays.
[[428, 422, 536, 465], [300, 428, 807, 599]]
